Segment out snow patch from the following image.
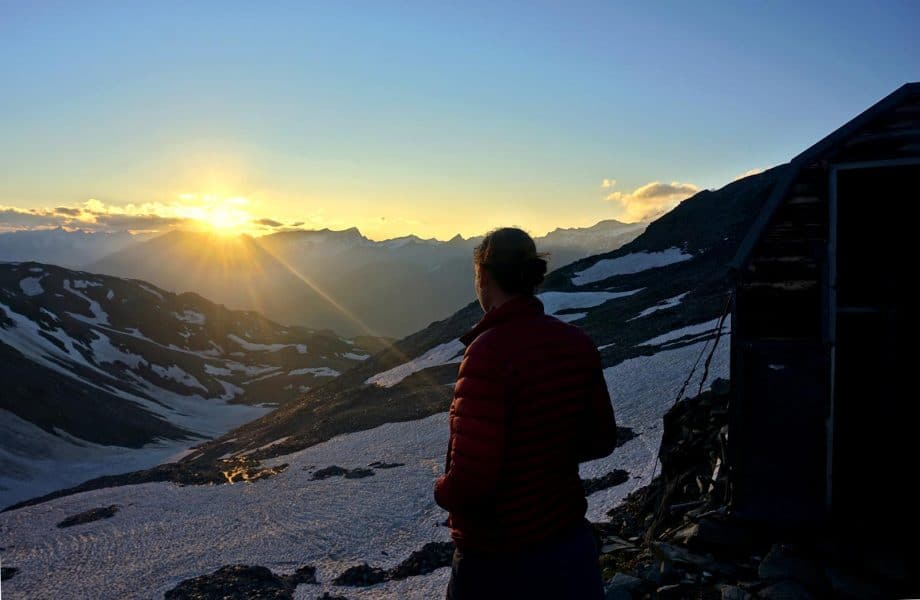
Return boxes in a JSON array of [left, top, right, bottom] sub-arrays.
[[149, 364, 208, 392], [18, 277, 44, 296], [173, 310, 206, 325], [204, 363, 232, 376], [640, 316, 731, 347], [89, 331, 148, 369], [63, 279, 110, 325], [239, 436, 291, 456], [572, 248, 694, 286], [39, 307, 59, 321], [244, 371, 285, 384], [365, 339, 465, 388], [289, 367, 340, 377], [71, 279, 102, 289], [628, 292, 690, 321], [227, 334, 308, 354], [139, 283, 163, 300], [538, 289, 641, 317]]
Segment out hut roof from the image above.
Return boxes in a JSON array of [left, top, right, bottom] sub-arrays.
[[728, 81, 920, 275]]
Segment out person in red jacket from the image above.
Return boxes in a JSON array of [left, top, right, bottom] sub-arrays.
[[433, 227, 618, 599]]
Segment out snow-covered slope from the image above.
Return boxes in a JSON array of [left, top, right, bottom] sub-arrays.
[[0, 310, 731, 599], [0, 262, 374, 508]]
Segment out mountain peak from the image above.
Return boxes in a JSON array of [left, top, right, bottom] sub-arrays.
[[269, 226, 368, 242]]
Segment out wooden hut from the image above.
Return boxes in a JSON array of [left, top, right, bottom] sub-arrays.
[[726, 82, 918, 535]]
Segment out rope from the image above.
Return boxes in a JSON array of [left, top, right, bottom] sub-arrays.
[[696, 291, 732, 397], [630, 290, 734, 493], [672, 329, 715, 408]]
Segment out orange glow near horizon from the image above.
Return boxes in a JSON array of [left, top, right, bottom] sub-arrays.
[[2, 190, 650, 243]]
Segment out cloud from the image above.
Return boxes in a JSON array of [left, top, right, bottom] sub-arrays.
[[733, 167, 765, 181], [1, 203, 183, 233], [0, 196, 288, 236], [630, 182, 698, 199], [0, 207, 72, 230], [600, 178, 617, 189], [90, 214, 184, 230], [604, 180, 700, 222], [54, 206, 83, 216]]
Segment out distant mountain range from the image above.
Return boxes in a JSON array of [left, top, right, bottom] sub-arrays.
[[0, 263, 381, 507], [0, 219, 646, 338], [0, 227, 139, 267]]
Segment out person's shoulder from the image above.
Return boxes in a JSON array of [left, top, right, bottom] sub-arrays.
[[463, 327, 506, 358], [539, 312, 592, 341]]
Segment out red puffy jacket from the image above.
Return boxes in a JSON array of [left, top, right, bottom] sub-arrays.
[[433, 293, 618, 554]]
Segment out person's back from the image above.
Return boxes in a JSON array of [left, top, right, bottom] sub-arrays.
[[433, 227, 618, 599]]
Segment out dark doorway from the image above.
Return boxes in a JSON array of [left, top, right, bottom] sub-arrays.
[[831, 163, 915, 536]]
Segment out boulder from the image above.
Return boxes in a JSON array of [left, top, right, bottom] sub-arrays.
[[604, 572, 643, 600], [757, 579, 815, 600], [652, 541, 739, 578], [332, 563, 387, 586], [719, 584, 752, 600], [758, 544, 824, 590]]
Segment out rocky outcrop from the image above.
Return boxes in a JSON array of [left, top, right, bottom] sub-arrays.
[[594, 378, 917, 599], [583, 470, 630, 495], [56, 504, 120, 528], [311, 466, 372, 480], [161, 541, 455, 597], [368, 461, 404, 469], [334, 541, 455, 587], [388, 541, 455, 580], [331, 563, 388, 586], [309, 460, 406, 481], [3, 454, 290, 513], [164, 564, 317, 599]]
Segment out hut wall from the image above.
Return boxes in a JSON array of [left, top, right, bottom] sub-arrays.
[[728, 164, 832, 527], [728, 84, 920, 530]]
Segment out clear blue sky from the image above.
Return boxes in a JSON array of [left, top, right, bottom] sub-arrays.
[[1, 1, 917, 239]]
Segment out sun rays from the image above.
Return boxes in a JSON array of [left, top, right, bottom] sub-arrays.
[[175, 195, 254, 235]]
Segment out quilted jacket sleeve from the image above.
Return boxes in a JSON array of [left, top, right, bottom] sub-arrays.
[[433, 338, 510, 515], [576, 346, 618, 462]]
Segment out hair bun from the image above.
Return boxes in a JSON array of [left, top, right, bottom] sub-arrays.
[[473, 227, 550, 294], [522, 256, 547, 287]]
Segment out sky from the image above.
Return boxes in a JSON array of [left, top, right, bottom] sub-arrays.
[[0, 1, 917, 240]]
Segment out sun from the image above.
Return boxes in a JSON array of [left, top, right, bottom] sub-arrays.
[[177, 195, 253, 235], [206, 205, 248, 233]]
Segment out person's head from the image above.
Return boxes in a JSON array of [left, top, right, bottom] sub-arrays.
[[473, 227, 550, 312]]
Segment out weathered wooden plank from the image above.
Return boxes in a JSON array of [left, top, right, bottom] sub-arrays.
[[786, 196, 822, 205], [742, 280, 818, 290]]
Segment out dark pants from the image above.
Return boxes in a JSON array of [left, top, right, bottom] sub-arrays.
[[445, 518, 605, 600]]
